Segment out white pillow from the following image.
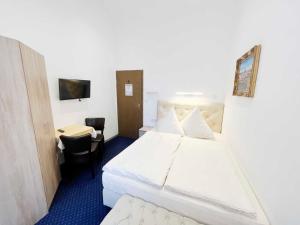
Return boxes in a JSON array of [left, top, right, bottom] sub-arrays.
[[155, 107, 184, 135], [181, 107, 214, 139]]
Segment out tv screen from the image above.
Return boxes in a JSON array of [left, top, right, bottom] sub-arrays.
[[59, 79, 90, 100]]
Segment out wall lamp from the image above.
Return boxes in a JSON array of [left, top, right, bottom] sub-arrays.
[[175, 92, 204, 96]]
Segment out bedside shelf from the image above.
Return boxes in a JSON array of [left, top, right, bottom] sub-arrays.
[[138, 126, 153, 137]]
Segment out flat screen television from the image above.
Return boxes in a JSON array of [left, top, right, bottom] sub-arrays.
[[59, 79, 90, 100]]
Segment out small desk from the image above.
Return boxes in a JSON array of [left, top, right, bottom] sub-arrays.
[[56, 124, 97, 151], [55, 124, 95, 140]]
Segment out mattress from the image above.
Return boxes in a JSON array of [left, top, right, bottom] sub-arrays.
[[165, 137, 256, 218], [103, 172, 269, 225], [103, 131, 181, 187], [102, 131, 269, 225], [100, 194, 204, 225]]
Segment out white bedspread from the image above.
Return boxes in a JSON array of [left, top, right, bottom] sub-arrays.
[[103, 131, 182, 188], [164, 137, 256, 218]]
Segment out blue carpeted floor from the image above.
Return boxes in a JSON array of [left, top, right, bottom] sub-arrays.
[[36, 136, 135, 225]]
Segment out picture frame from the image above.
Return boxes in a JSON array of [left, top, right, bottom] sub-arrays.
[[233, 45, 261, 97]]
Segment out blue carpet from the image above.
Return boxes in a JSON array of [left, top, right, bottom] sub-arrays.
[[36, 136, 135, 225]]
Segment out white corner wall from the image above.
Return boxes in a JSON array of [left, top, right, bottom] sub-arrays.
[[0, 0, 118, 139], [223, 1, 300, 225]]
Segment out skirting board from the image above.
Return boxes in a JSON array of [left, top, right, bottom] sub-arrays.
[[105, 134, 118, 143]]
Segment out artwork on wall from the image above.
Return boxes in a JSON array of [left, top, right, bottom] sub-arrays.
[[233, 45, 261, 97]]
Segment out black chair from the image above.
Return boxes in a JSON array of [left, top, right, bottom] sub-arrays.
[[85, 118, 105, 151], [60, 134, 99, 178]]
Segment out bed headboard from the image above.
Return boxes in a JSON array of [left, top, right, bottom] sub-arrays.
[[157, 101, 225, 133]]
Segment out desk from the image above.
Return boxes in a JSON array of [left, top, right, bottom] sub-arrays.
[[56, 124, 97, 151], [55, 124, 95, 139]]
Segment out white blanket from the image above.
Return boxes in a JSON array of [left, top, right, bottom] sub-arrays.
[[164, 137, 256, 218], [103, 131, 182, 188]]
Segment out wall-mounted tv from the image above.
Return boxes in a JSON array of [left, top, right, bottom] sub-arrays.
[[59, 79, 90, 100]]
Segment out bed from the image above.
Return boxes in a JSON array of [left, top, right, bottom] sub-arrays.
[[102, 101, 270, 225]]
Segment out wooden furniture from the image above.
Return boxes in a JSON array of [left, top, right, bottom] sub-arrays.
[[116, 70, 143, 139], [138, 126, 153, 137], [60, 134, 99, 179], [85, 118, 105, 141], [85, 117, 105, 152], [0, 36, 60, 225], [55, 124, 95, 139]]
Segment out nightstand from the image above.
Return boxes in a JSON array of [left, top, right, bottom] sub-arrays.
[[138, 126, 153, 137]]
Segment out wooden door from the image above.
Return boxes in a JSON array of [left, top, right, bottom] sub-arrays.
[[20, 43, 60, 207], [0, 36, 47, 225], [116, 70, 143, 139]]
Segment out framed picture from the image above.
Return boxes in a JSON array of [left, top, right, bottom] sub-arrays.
[[233, 45, 261, 97]]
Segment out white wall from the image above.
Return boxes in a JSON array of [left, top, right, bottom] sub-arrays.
[[1, 0, 300, 224], [103, 0, 240, 103], [0, 0, 118, 139], [223, 1, 300, 225]]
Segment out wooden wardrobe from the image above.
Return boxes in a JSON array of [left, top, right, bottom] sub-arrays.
[[0, 36, 60, 225]]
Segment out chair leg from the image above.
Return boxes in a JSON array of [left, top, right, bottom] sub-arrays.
[[96, 140, 104, 160], [101, 139, 105, 158], [90, 164, 95, 179], [102, 140, 105, 151], [64, 161, 74, 182], [89, 156, 95, 179], [96, 142, 101, 160]]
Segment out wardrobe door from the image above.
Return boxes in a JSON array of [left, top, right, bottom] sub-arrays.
[[0, 37, 47, 225], [20, 43, 60, 207]]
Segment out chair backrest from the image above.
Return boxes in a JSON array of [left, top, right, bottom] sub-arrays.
[[60, 134, 91, 155], [85, 118, 105, 134]]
